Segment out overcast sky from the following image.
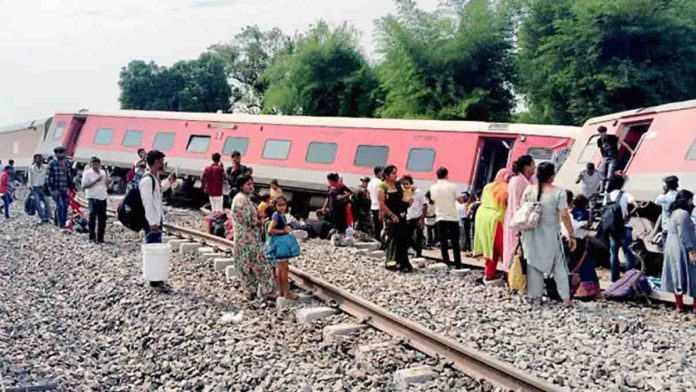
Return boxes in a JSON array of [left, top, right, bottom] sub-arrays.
[[0, 0, 440, 125]]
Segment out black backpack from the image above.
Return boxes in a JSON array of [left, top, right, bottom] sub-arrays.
[[598, 191, 625, 241], [117, 174, 155, 232]]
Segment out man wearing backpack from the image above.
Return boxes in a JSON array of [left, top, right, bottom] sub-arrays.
[[601, 175, 636, 282]]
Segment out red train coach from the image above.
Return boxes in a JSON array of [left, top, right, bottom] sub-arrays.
[[35, 110, 579, 213]]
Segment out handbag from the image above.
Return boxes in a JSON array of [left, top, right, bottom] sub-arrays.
[[508, 241, 528, 293], [265, 234, 301, 260], [510, 188, 542, 231]]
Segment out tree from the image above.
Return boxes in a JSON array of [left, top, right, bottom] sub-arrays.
[[261, 21, 380, 117], [118, 54, 232, 113], [516, 0, 696, 125], [374, 0, 515, 121], [209, 26, 293, 112]]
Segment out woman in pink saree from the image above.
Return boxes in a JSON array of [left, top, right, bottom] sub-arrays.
[[503, 155, 536, 272]]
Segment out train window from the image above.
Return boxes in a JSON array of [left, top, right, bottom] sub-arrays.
[[354, 145, 389, 168], [152, 132, 176, 151], [687, 139, 696, 160], [577, 135, 600, 163], [306, 142, 337, 164], [121, 130, 143, 147], [222, 136, 249, 156], [262, 139, 291, 160], [51, 121, 66, 140], [94, 128, 114, 145], [406, 148, 435, 172], [186, 135, 210, 153], [527, 147, 553, 162]]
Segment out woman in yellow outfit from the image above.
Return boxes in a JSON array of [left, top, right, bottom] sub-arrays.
[[473, 168, 510, 281]]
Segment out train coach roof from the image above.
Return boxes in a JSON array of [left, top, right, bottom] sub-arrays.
[[0, 118, 49, 134], [584, 99, 696, 126], [54, 110, 580, 138]]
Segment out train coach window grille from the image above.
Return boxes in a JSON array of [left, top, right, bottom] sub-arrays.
[[406, 148, 435, 172], [222, 136, 249, 156], [186, 135, 211, 153], [152, 132, 176, 151], [527, 147, 553, 163], [262, 139, 291, 160], [354, 145, 389, 168], [94, 128, 114, 145], [687, 138, 696, 160], [121, 130, 143, 148], [306, 142, 338, 164], [577, 135, 600, 164], [51, 121, 66, 140]]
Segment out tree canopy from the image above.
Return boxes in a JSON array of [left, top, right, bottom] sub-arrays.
[[374, 0, 515, 121], [516, 0, 696, 125], [261, 21, 380, 117], [119, 54, 231, 113]]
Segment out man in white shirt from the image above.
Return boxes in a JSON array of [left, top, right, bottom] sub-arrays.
[[429, 167, 465, 269], [367, 166, 383, 242], [401, 175, 427, 258], [28, 154, 51, 224], [605, 175, 636, 282], [81, 157, 110, 243], [575, 162, 602, 197]]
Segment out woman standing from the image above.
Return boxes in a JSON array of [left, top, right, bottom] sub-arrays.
[[473, 169, 510, 281], [503, 155, 536, 271], [661, 190, 696, 313], [378, 165, 412, 272], [231, 175, 276, 300], [521, 162, 576, 304]]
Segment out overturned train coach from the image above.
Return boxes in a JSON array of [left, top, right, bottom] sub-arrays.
[[0, 118, 52, 177], [24, 110, 578, 215], [556, 99, 696, 258]]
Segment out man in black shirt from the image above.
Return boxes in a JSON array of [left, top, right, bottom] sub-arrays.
[[226, 150, 247, 200], [597, 126, 619, 192]]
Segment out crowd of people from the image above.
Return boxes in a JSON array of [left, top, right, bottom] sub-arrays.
[[2, 125, 696, 311]]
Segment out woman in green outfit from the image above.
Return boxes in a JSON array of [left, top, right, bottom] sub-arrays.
[[378, 165, 412, 272], [231, 175, 276, 300]]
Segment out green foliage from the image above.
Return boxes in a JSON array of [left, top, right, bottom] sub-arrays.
[[517, 0, 696, 125], [375, 0, 515, 121], [209, 26, 293, 111], [261, 21, 380, 117], [119, 54, 231, 112]]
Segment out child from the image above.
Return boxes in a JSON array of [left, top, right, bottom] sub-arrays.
[[268, 196, 299, 300], [424, 191, 437, 248]]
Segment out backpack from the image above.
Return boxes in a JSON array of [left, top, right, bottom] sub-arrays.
[[598, 191, 625, 241], [117, 174, 155, 232], [24, 193, 37, 216], [604, 269, 651, 301], [206, 212, 228, 238]]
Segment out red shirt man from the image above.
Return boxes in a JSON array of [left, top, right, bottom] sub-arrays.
[[202, 153, 225, 211]]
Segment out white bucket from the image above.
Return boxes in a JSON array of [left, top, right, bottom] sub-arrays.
[[142, 243, 171, 282]]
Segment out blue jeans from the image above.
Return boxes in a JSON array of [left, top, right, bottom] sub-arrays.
[[54, 191, 69, 228], [143, 219, 162, 244], [610, 226, 634, 282], [1, 193, 11, 218], [31, 186, 51, 222]]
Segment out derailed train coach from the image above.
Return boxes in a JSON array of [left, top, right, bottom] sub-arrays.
[[0, 117, 52, 177], [555, 99, 696, 255], [32, 110, 579, 215]]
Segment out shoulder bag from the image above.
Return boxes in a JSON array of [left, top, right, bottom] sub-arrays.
[[510, 188, 542, 231]]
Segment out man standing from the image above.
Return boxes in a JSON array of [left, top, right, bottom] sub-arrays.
[[47, 147, 74, 229], [202, 152, 225, 212], [401, 175, 427, 258], [81, 157, 110, 243], [655, 175, 679, 243], [575, 162, 603, 197], [28, 154, 51, 224], [597, 126, 619, 191], [226, 150, 248, 200], [603, 175, 636, 282], [368, 166, 383, 242], [6, 159, 16, 183], [140, 150, 172, 288], [0, 166, 11, 219], [430, 167, 465, 269]]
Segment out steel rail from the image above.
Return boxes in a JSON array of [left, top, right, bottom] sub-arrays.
[[159, 222, 562, 392]]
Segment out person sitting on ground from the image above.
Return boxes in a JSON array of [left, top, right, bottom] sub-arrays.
[[267, 196, 299, 300], [520, 162, 575, 304], [566, 194, 600, 299], [269, 179, 283, 199], [473, 169, 510, 280], [661, 190, 696, 313]]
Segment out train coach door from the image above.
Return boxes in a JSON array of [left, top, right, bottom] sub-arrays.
[[472, 137, 515, 192], [616, 120, 652, 174], [64, 116, 86, 156]]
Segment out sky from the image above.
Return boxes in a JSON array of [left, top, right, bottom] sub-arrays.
[[0, 0, 440, 125]]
